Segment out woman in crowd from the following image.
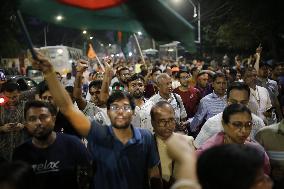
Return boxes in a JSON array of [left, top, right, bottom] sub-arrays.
[[166, 134, 273, 189], [196, 103, 271, 174]]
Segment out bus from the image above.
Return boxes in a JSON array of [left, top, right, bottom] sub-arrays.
[[39, 46, 83, 76]]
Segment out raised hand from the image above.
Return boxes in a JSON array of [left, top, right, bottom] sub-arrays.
[[76, 59, 89, 74], [31, 50, 53, 74]]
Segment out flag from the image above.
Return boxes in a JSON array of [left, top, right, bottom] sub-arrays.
[[87, 43, 97, 59], [58, 0, 127, 10]]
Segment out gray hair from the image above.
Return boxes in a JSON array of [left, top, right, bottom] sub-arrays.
[[156, 73, 171, 85]]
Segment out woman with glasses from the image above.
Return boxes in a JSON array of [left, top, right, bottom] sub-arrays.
[[196, 103, 271, 175]]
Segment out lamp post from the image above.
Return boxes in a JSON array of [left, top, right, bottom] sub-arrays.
[[187, 0, 200, 44]]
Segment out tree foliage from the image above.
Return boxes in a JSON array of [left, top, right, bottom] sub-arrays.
[[201, 0, 284, 59]]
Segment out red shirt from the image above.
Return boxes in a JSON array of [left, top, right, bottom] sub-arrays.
[[173, 87, 202, 118]]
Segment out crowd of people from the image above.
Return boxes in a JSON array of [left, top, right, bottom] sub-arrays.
[[0, 47, 283, 189]]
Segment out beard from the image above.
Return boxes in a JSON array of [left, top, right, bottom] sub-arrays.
[[112, 123, 130, 130], [132, 91, 144, 99], [34, 129, 53, 141]]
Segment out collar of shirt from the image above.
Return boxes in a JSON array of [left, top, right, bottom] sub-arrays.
[[108, 125, 142, 145], [135, 100, 146, 111], [157, 92, 175, 103], [211, 91, 226, 100]]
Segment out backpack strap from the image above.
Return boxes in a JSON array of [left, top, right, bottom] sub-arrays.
[[173, 93, 181, 109]]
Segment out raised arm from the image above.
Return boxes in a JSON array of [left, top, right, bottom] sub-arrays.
[[166, 134, 200, 189], [32, 52, 91, 137], [98, 59, 112, 104], [254, 45, 262, 74], [73, 60, 88, 110]]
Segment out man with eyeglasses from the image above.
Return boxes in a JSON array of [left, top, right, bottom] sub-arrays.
[[150, 101, 194, 188], [30, 52, 161, 189], [0, 82, 28, 161], [194, 82, 265, 148], [173, 70, 202, 119], [13, 100, 91, 189]]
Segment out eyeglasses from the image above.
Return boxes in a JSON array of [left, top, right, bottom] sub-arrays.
[[27, 114, 51, 122], [42, 96, 53, 101], [109, 104, 132, 112], [157, 118, 176, 127], [229, 121, 253, 130]]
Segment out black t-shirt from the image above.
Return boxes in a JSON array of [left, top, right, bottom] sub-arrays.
[[13, 133, 91, 189], [55, 111, 81, 138]]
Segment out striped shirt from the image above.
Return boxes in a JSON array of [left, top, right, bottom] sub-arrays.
[[190, 92, 227, 131]]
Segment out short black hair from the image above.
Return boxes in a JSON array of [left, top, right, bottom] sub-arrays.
[[176, 70, 190, 78], [117, 67, 129, 75], [212, 72, 226, 82], [222, 103, 251, 125], [2, 82, 20, 92], [190, 67, 199, 75], [36, 81, 49, 97], [197, 144, 263, 189], [24, 100, 57, 120], [106, 91, 135, 110], [88, 80, 102, 91], [227, 82, 250, 99], [197, 70, 208, 78], [127, 74, 145, 86]]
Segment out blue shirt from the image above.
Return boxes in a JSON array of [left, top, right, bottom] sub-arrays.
[[87, 121, 160, 189], [190, 92, 227, 131]]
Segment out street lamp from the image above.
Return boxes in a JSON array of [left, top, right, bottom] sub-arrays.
[[55, 15, 63, 21], [90, 36, 93, 39], [187, 0, 201, 44], [82, 30, 87, 34], [137, 31, 142, 36], [172, 0, 200, 44]]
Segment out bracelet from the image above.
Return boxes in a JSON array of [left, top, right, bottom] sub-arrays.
[[171, 179, 201, 189]]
